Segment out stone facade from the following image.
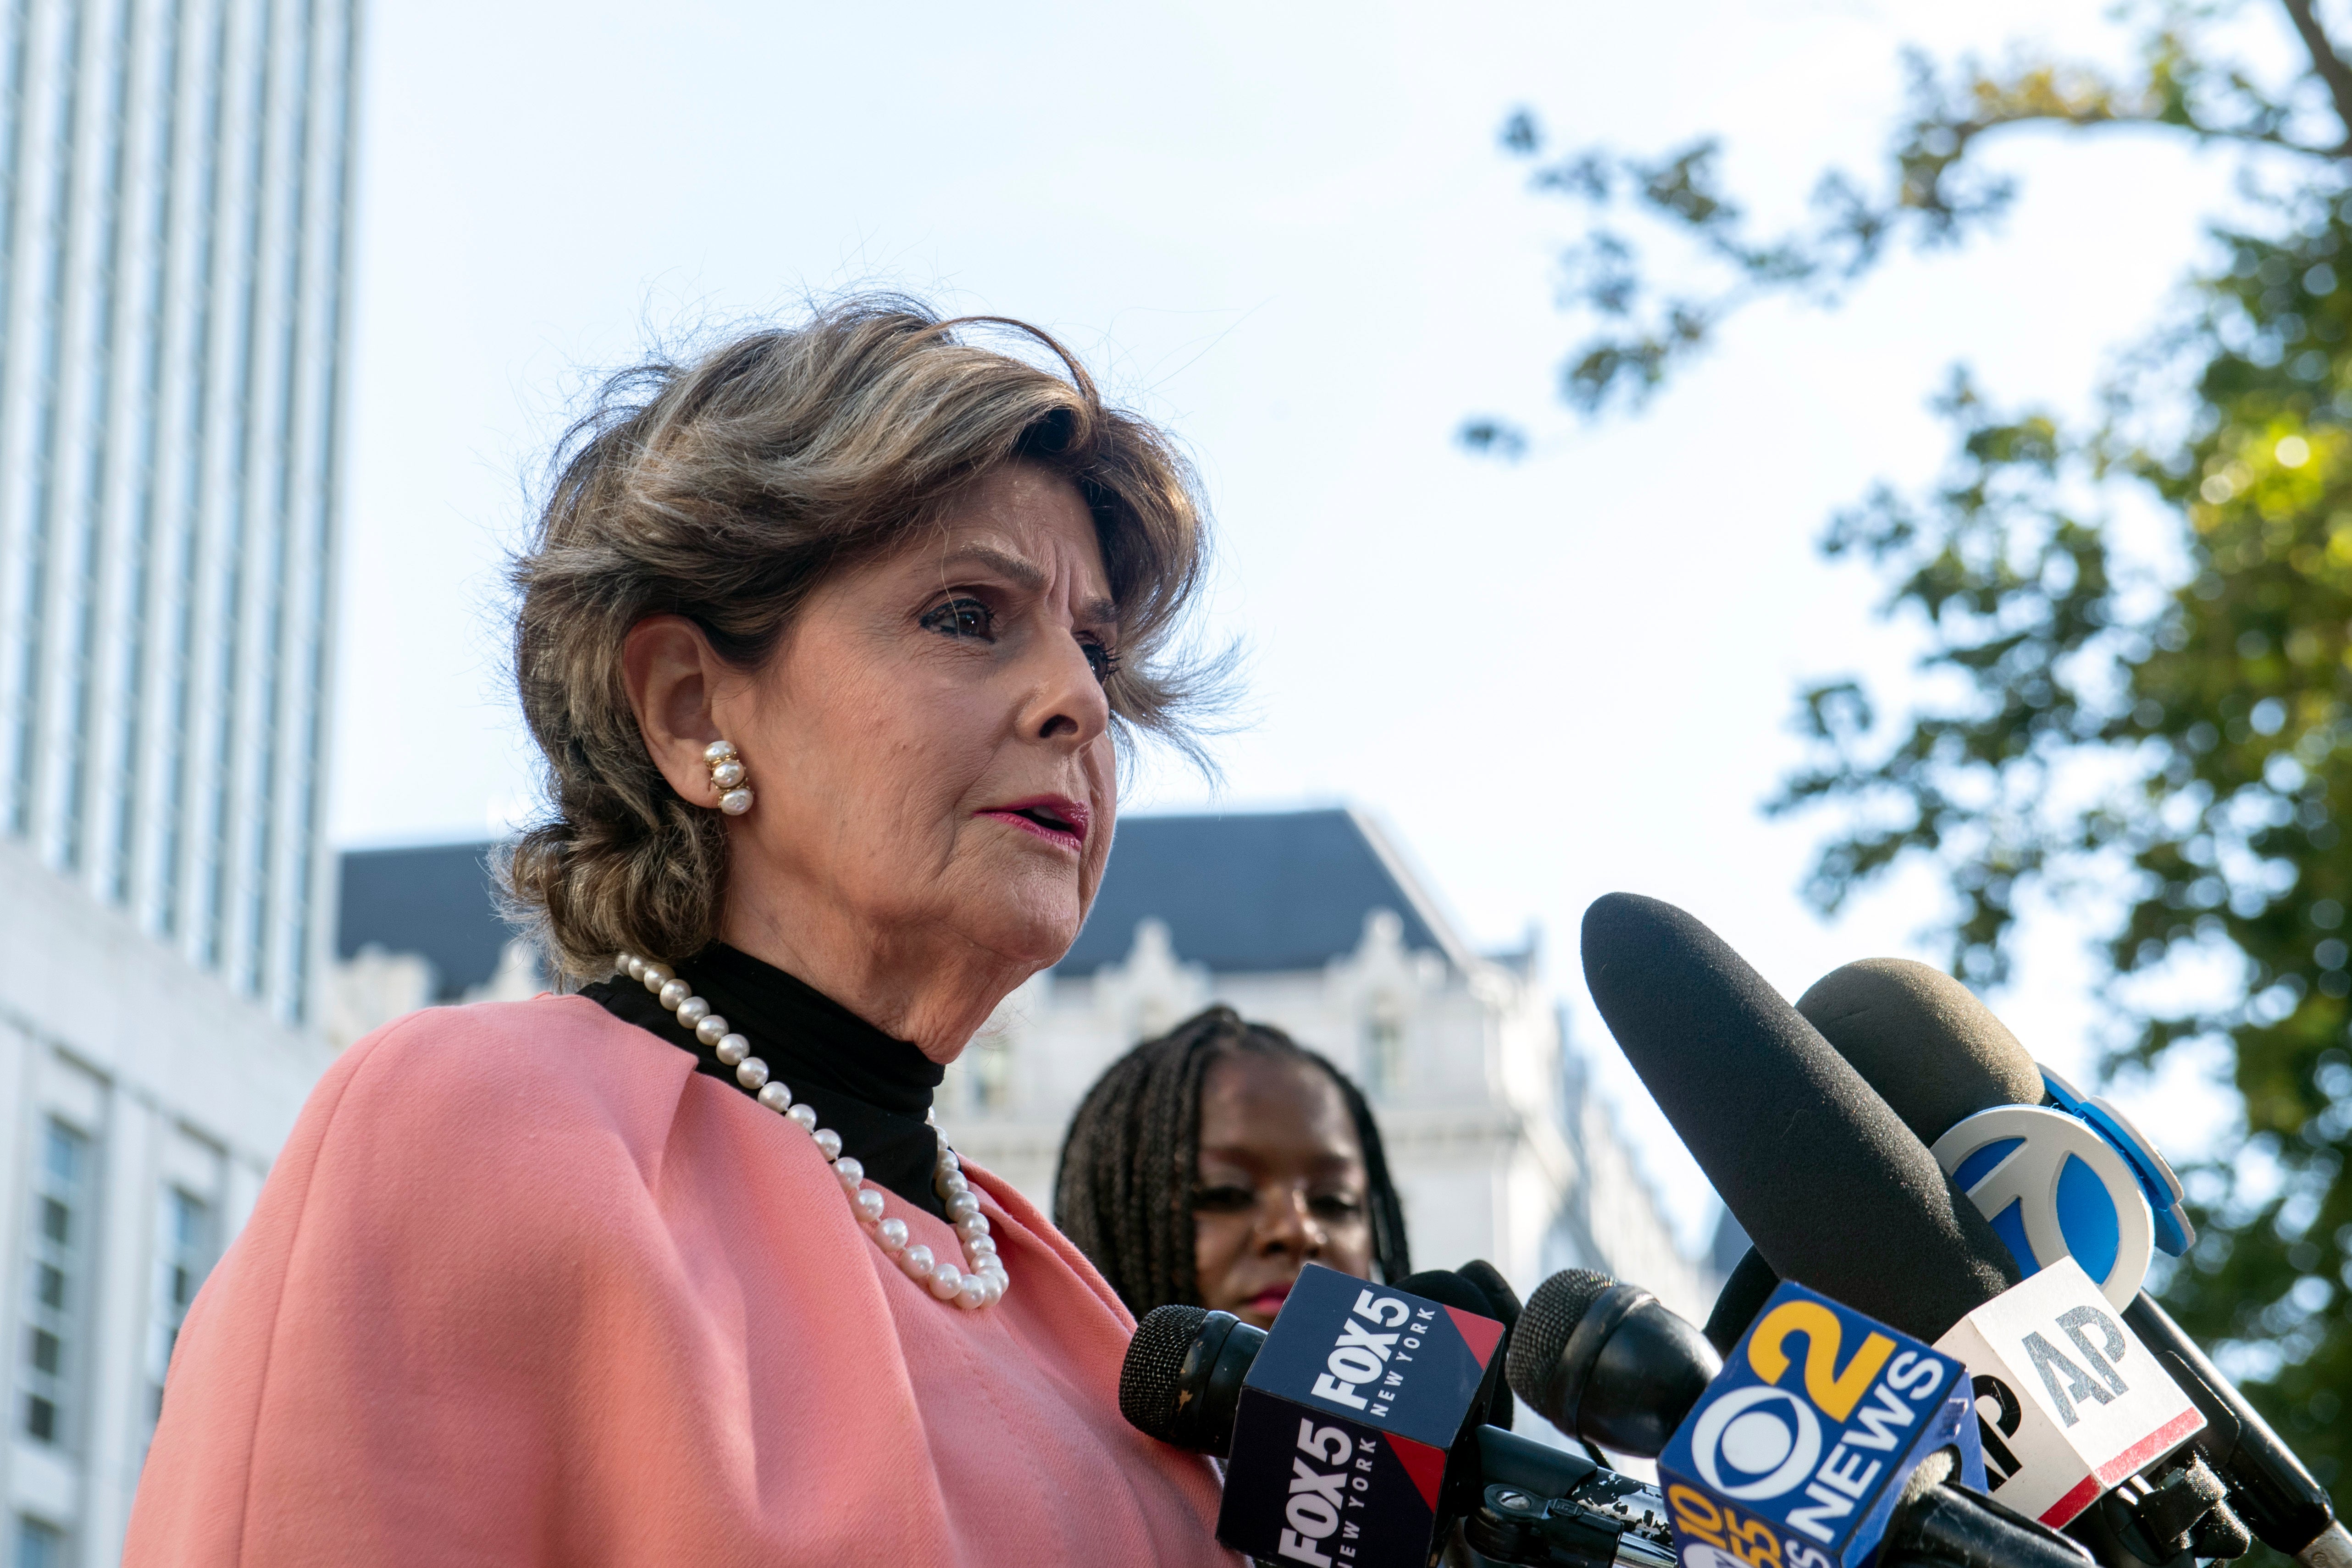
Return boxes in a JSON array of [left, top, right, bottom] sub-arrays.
[[939, 814, 1710, 1323]]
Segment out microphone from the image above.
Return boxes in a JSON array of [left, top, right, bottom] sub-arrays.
[[1794, 958, 2349, 1568], [1118, 1262, 1680, 1568], [1797, 959, 2194, 1306], [1579, 892, 2021, 1341], [1577, 897, 2208, 1547], [1505, 1269, 1721, 1458], [1397, 1262, 1523, 1431], [1503, 1265, 2091, 1568]]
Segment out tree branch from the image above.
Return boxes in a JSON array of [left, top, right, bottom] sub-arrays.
[[2178, 120, 2343, 157], [2275, 0, 2352, 153]]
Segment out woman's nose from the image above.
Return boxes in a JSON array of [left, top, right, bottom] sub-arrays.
[[1017, 632, 1112, 746], [1256, 1188, 1325, 1259]]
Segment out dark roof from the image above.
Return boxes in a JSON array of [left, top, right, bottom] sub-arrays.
[[337, 842, 514, 1000], [1054, 809, 1467, 976], [333, 809, 1466, 993]]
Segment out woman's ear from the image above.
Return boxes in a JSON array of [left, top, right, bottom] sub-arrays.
[[622, 615, 727, 806]]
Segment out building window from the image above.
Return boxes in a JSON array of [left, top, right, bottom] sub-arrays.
[[149, 1187, 216, 1423], [21, 1119, 89, 1447], [1364, 999, 1405, 1097], [15, 1516, 63, 1568]]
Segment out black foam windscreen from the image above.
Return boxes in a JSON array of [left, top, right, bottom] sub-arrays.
[[1580, 893, 2020, 1341], [1450, 1259, 1524, 1333], [1398, 1266, 1518, 1429], [1794, 957, 2043, 1145]]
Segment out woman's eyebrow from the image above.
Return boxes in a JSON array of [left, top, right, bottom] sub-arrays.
[[938, 543, 1118, 624], [939, 543, 1043, 588]]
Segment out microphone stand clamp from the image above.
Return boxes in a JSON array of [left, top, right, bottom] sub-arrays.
[[1464, 1482, 1680, 1568]]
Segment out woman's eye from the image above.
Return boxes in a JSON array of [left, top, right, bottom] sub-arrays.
[[1190, 1184, 1256, 1214], [1309, 1192, 1364, 1220], [1079, 637, 1118, 685], [922, 597, 995, 640]]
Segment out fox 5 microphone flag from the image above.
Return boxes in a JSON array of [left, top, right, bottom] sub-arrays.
[[1659, 1281, 1984, 1568], [1217, 1261, 1505, 1568]]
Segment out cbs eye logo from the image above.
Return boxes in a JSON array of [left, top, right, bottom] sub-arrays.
[[1691, 1388, 1821, 1500], [1693, 1300, 1895, 1502]]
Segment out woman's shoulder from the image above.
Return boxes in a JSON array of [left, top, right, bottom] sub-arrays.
[[342, 990, 669, 1077], [314, 994, 699, 1180]]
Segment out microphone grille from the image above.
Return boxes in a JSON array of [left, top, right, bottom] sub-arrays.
[[1506, 1268, 1615, 1409], [1120, 1304, 1211, 1441]]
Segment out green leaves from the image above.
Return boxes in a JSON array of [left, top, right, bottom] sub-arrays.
[[1488, 0, 2352, 1504], [1778, 163, 2352, 1513], [1773, 376, 2122, 986], [1476, 0, 2343, 431]]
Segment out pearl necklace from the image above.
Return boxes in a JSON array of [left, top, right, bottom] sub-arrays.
[[618, 953, 1007, 1311]]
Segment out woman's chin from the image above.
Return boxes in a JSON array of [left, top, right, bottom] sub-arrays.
[[957, 874, 1087, 967], [955, 908, 1083, 974]]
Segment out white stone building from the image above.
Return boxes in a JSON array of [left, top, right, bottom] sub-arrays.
[[0, 842, 333, 1567], [330, 810, 1713, 1325], [936, 809, 1711, 1319], [0, 0, 360, 1558]]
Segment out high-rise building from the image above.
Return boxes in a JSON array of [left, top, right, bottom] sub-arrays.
[[0, 0, 358, 1021], [0, 1, 358, 1559]]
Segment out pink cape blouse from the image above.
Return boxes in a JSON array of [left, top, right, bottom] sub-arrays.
[[123, 995, 1237, 1566]]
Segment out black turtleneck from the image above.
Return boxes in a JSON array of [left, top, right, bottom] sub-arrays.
[[582, 944, 950, 1220]]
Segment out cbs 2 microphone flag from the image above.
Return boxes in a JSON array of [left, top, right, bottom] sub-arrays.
[[1934, 1257, 2203, 1529], [1659, 1281, 1984, 1568], [1217, 1262, 1504, 1568]]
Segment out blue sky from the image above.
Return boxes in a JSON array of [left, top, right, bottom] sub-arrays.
[[334, 0, 2279, 1244]]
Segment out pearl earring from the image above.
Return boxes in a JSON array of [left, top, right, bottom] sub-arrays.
[[705, 740, 753, 815]]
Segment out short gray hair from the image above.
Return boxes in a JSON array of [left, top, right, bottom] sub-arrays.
[[504, 296, 1214, 980]]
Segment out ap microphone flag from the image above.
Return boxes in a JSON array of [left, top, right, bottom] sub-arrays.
[[1933, 1257, 2204, 1528], [1216, 1261, 1505, 1568], [1659, 1280, 1983, 1568]]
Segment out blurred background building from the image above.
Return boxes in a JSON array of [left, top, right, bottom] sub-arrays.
[[331, 809, 1713, 1323], [0, 0, 359, 1562]]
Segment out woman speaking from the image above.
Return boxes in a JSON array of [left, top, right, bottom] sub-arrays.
[[125, 299, 1236, 1565]]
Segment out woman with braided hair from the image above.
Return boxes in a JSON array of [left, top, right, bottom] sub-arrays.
[[1056, 1005, 1411, 1327]]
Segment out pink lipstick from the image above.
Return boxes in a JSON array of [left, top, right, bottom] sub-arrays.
[[1246, 1281, 1292, 1319], [977, 795, 1090, 853]]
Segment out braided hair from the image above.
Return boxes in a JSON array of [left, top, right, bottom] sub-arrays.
[[1054, 1005, 1411, 1319]]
